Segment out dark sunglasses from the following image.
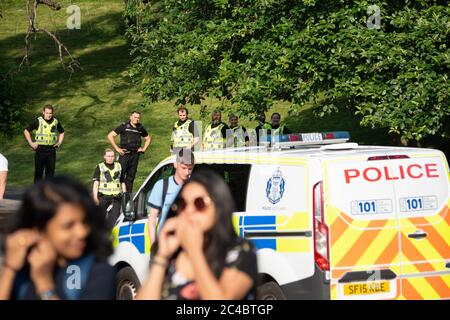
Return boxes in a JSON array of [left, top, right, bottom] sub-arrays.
[[172, 196, 212, 213]]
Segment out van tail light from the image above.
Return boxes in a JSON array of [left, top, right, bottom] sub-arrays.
[[389, 155, 410, 160], [368, 155, 410, 161], [313, 182, 330, 271]]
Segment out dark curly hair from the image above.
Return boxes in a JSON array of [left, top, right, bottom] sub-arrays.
[[9, 175, 112, 261]]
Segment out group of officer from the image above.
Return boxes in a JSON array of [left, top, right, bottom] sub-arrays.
[[172, 106, 292, 152], [23, 104, 291, 225]]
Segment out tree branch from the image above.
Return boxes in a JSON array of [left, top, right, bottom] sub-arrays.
[[19, 0, 81, 73], [37, 0, 61, 11]]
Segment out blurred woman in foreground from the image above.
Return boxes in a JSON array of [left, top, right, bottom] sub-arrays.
[[0, 176, 116, 300], [137, 169, 257, 300]]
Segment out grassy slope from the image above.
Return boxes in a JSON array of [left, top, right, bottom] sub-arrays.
[[0, 0, 393, 189]]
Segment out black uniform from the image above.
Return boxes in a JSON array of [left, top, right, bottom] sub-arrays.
[[113, 121, 149, 192], [92, 162, 124, 228], [255, 122, 269, 146], [26, 118, 64, 182]]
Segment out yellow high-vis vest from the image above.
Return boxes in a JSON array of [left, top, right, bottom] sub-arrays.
[[231, 126, 246, 147], [172, 120, 194, 148], [35, 117, 58, 146], [262, 123, 285, 136], [203, 123, 225, 150], [98, 162, 122, 195]]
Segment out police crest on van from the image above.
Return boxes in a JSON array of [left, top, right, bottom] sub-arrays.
[[266, 168, 285, 204]]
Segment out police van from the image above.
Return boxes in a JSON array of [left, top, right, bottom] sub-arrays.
[[110, 131, 450, 300]]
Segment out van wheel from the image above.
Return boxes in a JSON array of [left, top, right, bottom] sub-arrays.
[[116, 266, 140, 300], [257, 281, 286, 300]]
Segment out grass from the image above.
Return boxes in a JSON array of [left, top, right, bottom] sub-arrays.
[[0, 0, 396, 189]]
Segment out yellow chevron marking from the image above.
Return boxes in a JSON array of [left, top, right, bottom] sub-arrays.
[[396, 289, 407, 300], [355, 228, 399, 267], [401, 220, 447, 262], [325, 205, 341, 228], [405, 276, 440, 299], [442, 274, 450, 290], [429, 217, 450, 247], [331, 220, 371, 265]]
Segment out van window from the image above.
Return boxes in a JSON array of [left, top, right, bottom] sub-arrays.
[[194, 164, 251, 211], [137, 163, 174, 216]]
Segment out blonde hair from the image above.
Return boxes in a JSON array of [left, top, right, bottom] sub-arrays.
[[104, 148, 115, 155]]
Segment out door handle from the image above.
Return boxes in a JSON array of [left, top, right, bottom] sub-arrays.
[[408, 230, 427, 239], [446, 262, 450, 269]]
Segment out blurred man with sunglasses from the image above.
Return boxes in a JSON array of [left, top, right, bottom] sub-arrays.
[[147, 148, 195, 245]]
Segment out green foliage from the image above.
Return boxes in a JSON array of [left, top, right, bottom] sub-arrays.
[[126, 0, 449, 141], [0, 74, 27, 133]]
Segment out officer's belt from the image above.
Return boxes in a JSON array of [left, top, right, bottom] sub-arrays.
[[98, 193, 121, 199]]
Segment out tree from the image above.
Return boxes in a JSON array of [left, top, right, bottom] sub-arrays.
[[126, 0, 449, 141], [1, 0, 80, 72], [21, 0, 80, 72]]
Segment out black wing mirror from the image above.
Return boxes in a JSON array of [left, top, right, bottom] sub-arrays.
[[122, 192, 135, 221]]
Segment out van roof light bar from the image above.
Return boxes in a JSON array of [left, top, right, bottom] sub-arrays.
[[260, 131, 351, 150]]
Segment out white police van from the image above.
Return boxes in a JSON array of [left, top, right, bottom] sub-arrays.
[[110, 131, 450, 300]]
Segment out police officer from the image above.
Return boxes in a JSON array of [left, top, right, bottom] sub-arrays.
[[92, 148, 126, 228], [263, 112, 292, 136], [229, 114, 249, 148], [202, 110, 233, 151], [24, 104, 65, 182], [255, 113, 270, 145], [108, 111, 151, 193], [171, 106, 200, 153]]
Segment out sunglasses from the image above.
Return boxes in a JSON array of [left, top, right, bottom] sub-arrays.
[[172, 196, 212, 213]]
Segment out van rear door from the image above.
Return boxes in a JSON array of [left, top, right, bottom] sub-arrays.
[[324, 153, 401, 300], [391, 151, 450, 300]]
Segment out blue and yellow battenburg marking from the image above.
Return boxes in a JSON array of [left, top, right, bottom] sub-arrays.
[[112, 211, 311, 254], [113, 222, 151, 254], [233, 212, 311, 253]]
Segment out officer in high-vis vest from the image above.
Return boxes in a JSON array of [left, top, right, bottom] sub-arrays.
[[171, 106, 200, 153], [229, 114, 249, 148], [92, 148, 126, 228], [24, 104, 65, 182], [202, 110, 233, 151], [262, 112, 292, 141]]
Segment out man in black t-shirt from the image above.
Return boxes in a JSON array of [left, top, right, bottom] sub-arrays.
[[107, 111, 152, 193], [255, 113, 269, 146], [23, 104, 65, 182]]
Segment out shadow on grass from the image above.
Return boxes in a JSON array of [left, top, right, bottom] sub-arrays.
[[0, 11, 130, 99], [0, 10, 136, 131]]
